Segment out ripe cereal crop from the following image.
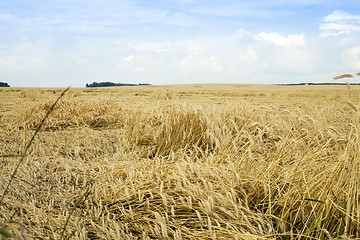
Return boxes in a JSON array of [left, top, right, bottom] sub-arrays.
[[1, 84, 360, 239]]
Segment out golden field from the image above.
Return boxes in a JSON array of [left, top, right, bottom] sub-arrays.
[[1, 84, 360, 239]]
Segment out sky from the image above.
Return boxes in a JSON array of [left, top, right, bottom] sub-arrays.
[[1, 0, 360, 87]]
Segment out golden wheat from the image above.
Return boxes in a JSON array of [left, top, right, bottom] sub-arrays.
[[334, 74, 354, 80], [1, 85, 360, 239]]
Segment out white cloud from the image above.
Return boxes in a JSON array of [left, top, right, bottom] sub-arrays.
[[238, 47, 257, 65], [0, 14, 15, 20], [179, 54, 223, 74], [235, 28, 252, 39], [320, 10, 360, 37], [274, 49, 315, 73], [341, 47, 360, 69], [132, 41, 173, 53], [324, 10, 360, 23], [0, 56, 19, 66], [209, 56, 223, 71], [253, 32, 306, 47], [117, 55, 136, 70], [163, 12, 200, 27], [125, 55, 135, 62]]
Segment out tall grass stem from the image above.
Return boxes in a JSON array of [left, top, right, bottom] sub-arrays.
[[0, 87, 70, 205]]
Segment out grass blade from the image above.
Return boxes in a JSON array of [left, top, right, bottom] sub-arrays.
[[0, 228, 18, 239], [304, 199, 324, 204], [60, 189, 92, 240]]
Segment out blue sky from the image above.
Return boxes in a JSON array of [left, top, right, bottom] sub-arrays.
[[1, 0, 360, 87]]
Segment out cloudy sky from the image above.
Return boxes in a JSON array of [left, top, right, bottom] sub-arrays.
[[1, 0, 360, 87]]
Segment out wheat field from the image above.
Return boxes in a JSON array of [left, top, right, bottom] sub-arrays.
[[1, 84, 360, 239]]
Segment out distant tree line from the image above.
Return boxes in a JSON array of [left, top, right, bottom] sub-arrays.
[[0, 82, 10, 87], [279, 82, 359, 86], [86, 82, 151, 88]]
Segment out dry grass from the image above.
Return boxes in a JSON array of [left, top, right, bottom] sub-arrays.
[[1, 84, 360, 239]]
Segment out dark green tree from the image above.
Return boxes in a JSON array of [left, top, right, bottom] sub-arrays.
[[86, 82, 151, 87], [0, 82, 10, 87]]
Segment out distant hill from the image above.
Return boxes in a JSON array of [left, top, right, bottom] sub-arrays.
[[86, 82, 151, 88], [0, 82, 10, 87]]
